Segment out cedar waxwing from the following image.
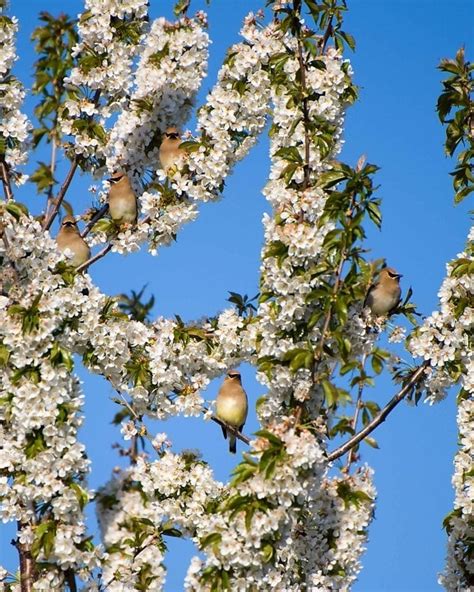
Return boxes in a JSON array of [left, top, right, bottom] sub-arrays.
[[159, 127, 185, 172], [56, 215, 91, 267], [216, 370, 248, 454], [364, 267, 402, 317], [108, 172, 137, 225]]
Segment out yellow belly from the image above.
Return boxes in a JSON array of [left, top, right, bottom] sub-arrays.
[[216, 397, 247, 427]]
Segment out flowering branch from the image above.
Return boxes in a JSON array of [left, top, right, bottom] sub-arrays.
[[327, 362, 429, 462]]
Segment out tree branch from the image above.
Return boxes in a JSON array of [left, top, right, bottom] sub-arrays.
[[16, 521, 37, 592], [65, 569, 77, 592], [0, 158, 14, 201], [43, 89, 102, 232], [76, 243, 112, 273], [327, 362, 429, 462], [80, 204, 109, 238], [203, 407, 251, 445], [43, 158, 78, 231]]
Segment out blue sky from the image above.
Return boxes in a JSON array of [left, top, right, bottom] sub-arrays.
[[1, 1, 472, 591]]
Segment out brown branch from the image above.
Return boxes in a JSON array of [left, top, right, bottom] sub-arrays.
[[346, 353, 367, 469], [76, 243, 112, 273], [43, 158, 78, 231], [16, 521, 37, 592], [204, 407, 251, 445], [65, 569, 77, 592], [327, 362, 429, 462], [80, 204, 109, 238], [320, 14, 335, 52], [0, 158, 14, 201], [43, 89, 102, 232], [296, 39, 311, 190]]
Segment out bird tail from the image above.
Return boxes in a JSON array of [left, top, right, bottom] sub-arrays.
[[229, 434, 236, 454]]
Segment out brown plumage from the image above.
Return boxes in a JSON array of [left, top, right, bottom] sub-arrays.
[[159, 127, 185, 172], [56, 215, 90, 267], [216, 370, 248, 454], [364, 267, 402, 317], [108, 172, 137, 225]]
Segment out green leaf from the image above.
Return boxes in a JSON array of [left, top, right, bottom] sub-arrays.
[[364, 436, 379, 449], [70, 482, 89, 510], [5, 201, 29, 220], [262, 542, 274, 563], [200, 532, 222, 549], [179, 140, 201, 153], [254, 429, 283, 447]]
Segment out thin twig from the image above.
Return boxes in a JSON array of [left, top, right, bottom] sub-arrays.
[[296, 38, 311, 190], [44, 136, 58, 226], [346, 353, 367, 469], [76, 243, 112, 273], [43, 158, 78, 231], [0, 159, 14, 201], [81, 204, 109, 238], [320, 14, 335, 52], [327, 363, 429, 462], [43, 89, 102, 232]]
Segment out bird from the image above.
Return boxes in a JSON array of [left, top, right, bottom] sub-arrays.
[[108, 172, 137, 225], [216, 370, 248, 454], [364, 266, 402, 317], [159, 127, 185, 172], [56, 215, 91, 267]]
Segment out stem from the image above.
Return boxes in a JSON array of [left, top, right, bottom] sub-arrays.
[[81, 204, 109, 238], [76, 243, 112, 273], [296, 38, 311, 190], [44, 136, 58, 223], [43, 89, 102, 232], [346, 353, 367, 469], [0, 158, 14, 201], [327, 363, 429, 462], [43, 158, 78, 231], [320, 14, 335, 52], [65, 569, 77, 592], [16, 521, 37, 592]]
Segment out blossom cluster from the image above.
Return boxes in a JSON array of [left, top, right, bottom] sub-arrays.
[[409, 227, 473, 588], [187, 34, 375, 590], [106, 15, 209, 176], [0, 12, 30, 177], [97, 451, 224, 591], [0, 204, 255, 589], [60, 0, 149, 164], [409, 226, 473, 403], [133, 17, 286, 257], [168, 17, 281, 203], [438, 392, 474, 590], [0, 210, 102, 589]]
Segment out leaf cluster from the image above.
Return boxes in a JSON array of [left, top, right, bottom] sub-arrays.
[[437, 47, 474, 204]]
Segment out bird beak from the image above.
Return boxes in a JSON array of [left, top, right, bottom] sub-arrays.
[[397, 274, 403, 279]]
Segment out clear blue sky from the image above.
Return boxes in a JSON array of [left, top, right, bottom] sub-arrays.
[[1, 1, 472, 591]]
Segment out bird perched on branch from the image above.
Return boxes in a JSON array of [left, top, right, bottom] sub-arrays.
[[216, 370, 248, 454], [56, 215, 90, 267], [108, 172, 137, 226], [159, 127, 185, 172], [364, 266, 402, 317]]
